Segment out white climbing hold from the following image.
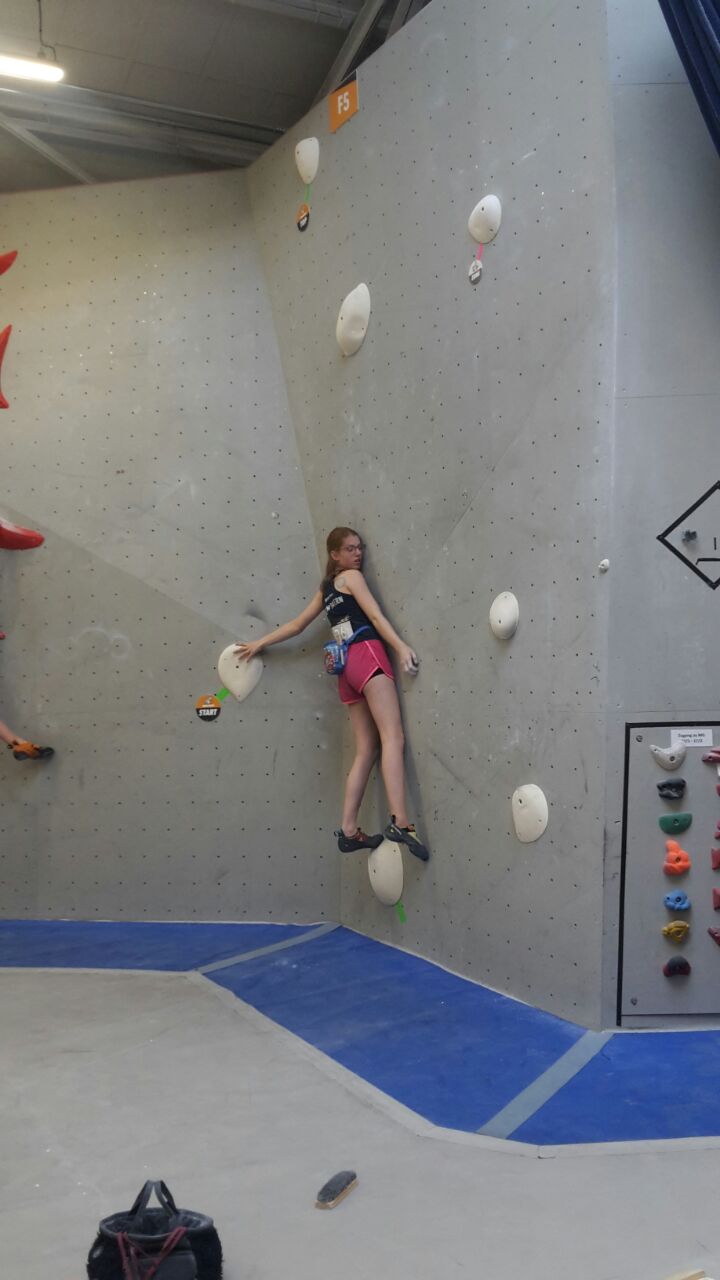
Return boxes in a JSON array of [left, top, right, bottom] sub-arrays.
[[294, 137, 319, 186], [512, 784, 549, 843], [489, 591, 519, 640], [336, 283, 371, 356], [650, 743, 687, 772], [368, 839, 404, 906], [598, 559, 609, 573], [218, 643, 263, 703], [468, 194, 502, 243]]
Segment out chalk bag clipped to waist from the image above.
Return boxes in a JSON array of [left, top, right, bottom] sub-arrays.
[[87, 1180, 223, 1280]]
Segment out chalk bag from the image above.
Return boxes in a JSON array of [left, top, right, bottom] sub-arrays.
[[87, 1180, 222, 1280]]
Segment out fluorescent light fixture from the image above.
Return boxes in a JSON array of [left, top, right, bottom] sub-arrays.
[[0, 54, 64, 83]]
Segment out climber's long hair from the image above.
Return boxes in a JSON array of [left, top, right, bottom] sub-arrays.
[[321, 527, 362, 591]]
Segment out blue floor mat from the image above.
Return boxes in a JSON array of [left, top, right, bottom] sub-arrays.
[[4, 919, 720, 1144], [512, 1030, 720, 1144], [0, 919, 312, 970], [209, 926, 584, 1132]]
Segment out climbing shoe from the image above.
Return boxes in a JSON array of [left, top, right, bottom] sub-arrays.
[[9, 740, 54, 761], [335, 827, 383, 853], [384, 817, 430, 862]]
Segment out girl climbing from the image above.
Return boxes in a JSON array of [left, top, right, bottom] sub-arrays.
[[234, 527, 429, 861]]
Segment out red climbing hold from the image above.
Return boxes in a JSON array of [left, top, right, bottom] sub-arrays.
[[0, 324, 11, 409], [0, 518, 44, 550], [664, 840, 692, 875], [0, 250, 17, 277], [708, 928, 720, 947], [714, 888, 720, 911], [713, 849, 720, 871], [663, 955, 691, 977], [703, 749, 720, 764]]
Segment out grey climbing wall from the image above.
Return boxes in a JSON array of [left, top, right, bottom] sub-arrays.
[[601, 0, 720, 1022], [249, 0, 616, 1023], [0, 172, 340, 922]]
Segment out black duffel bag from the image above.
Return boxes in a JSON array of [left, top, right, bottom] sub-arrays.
[[87, 1180, 223, 1280]]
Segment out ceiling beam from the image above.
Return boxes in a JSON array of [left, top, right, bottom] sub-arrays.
[[386, 0, 414, 38], [225, 0, 361, 25], [314, 0, 387, 101], [0, 110, 93, 183]]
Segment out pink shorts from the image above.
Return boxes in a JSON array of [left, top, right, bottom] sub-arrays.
[[338, 639, 395, 705]]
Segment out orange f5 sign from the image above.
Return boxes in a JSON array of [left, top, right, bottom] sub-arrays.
[[328, 73, 359, 133]]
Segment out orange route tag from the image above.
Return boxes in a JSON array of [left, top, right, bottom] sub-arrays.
[[196, 694, 221, 722]]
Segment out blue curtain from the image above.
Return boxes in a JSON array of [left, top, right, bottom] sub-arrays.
[[657, 0, 720, 153]]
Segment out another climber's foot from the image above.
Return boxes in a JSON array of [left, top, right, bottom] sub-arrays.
[[9, 740, 54, 761], [335, 827, 383, 853], [384, 817, 430, 862]]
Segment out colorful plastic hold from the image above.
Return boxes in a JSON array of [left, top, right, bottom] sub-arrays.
[[659, 812, 692, 835], [708, 928, 720, 947], [0, 323, 11, 409], [0, 249, 17, 276], [713, 888, 720, 911], [664, 890, 691, 911], [657, 779, 687, 801], [663, 955, 691, 977], [0, 517, 44, 550], [663, 920, 690, 943], [664, 840, 692, 875], [702, 749, 720, 765], [651, 743, 687, 771], [712, 849, 720, 871]]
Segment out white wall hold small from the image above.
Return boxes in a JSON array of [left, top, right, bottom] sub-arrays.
[[336, 283, 371, 356], [650, 744, 687, 772], [489, 591, 519, 640], [295, 137, 319, 186], [218, 643, 263, 703], [598, 559, 610, 573], [468, 194, 502, 243], [368, 839, 404, 906], [512, 784, 549, 843]]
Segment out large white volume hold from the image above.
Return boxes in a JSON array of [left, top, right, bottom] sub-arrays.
[[468, 195, 502, 243], [368, 839, 404, 906], [295, 137, 319, 185], [512, 784, 549, 843], [489, 591, 519, 639], [218, 643, 263, 703], [336, 283, 371, 356]]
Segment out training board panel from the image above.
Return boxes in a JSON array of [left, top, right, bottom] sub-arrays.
[[620, 722, 720, 1018]]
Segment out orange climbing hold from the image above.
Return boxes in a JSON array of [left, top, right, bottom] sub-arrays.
[[0, 324, 11, 409], [664, 840, 692, 875], [0, 249, 17, 277]]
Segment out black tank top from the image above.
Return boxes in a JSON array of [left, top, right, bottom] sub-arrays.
[[322, 579, 380, 642]]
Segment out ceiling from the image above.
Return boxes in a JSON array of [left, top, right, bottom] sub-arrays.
[[0, 0, 429, 192]]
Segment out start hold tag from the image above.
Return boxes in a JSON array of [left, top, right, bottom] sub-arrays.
[[196, 694, 222, 722], [296, 202, 310, 232]]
